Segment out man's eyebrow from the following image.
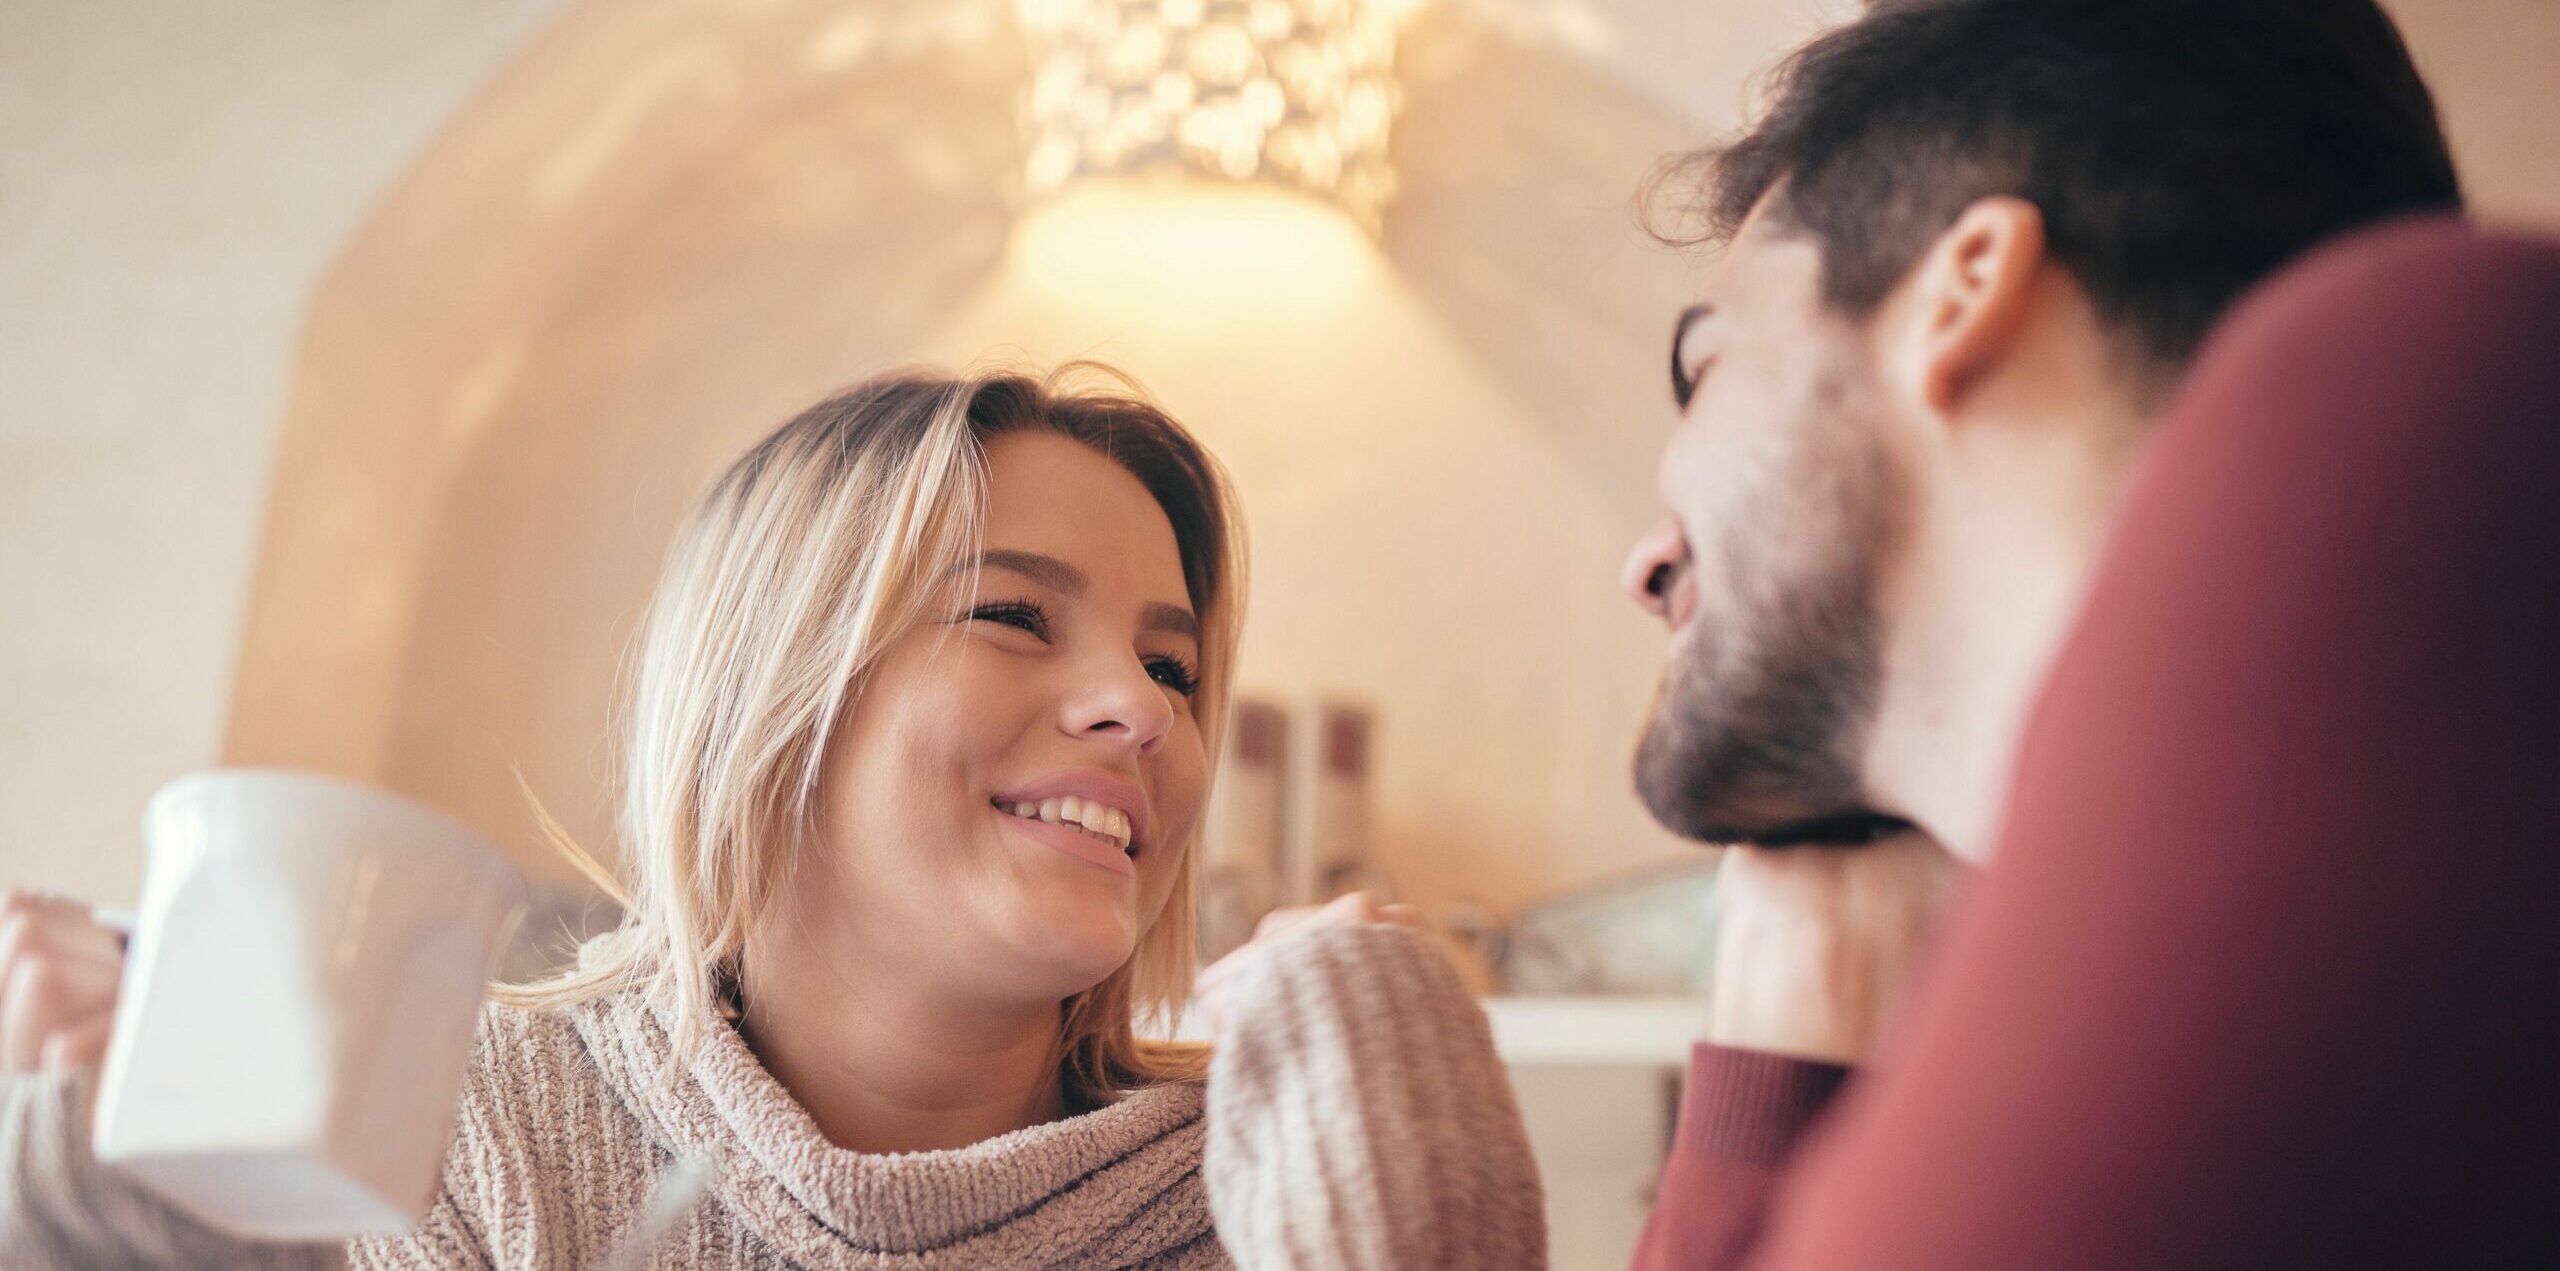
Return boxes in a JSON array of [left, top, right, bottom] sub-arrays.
[[973, 550, 1086, 596], [1142, 601, 1200, 644]]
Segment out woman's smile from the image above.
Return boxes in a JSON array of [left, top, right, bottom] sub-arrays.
[[994, 802, 1139, 877], [994, 797, 1132, 852], [989, 767, 1151, 877]]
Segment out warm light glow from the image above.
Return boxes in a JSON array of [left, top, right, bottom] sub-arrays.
[[1015, 0, 1404, 233], [1006, 176, 1379, 323]]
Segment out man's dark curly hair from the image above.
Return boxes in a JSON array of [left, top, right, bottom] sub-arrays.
[[1649, 0, 2463, 367]]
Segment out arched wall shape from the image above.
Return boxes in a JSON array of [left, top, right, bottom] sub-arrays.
[[224, 0, 1027, 875], [228, 0, 1729, 913]]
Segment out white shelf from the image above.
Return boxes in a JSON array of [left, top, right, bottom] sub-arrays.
[[1482, 995, 1705, 1067]]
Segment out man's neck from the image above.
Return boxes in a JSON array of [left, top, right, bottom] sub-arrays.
[[738, 919, 1066, 1155], [1866, 399, 2148, 862]]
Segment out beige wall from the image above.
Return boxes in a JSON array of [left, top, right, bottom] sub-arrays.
[[2393, 0, 2560, 231], [7, 0, 2556, 910], [0, 0, 563, 904]]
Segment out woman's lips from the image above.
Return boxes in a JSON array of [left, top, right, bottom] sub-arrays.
[[991, 771, 1150, 853], [994, 805, 1138, 877]]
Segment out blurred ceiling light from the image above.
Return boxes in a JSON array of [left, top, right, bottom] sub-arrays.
[[805, 12, 880, 71], [1015, 0, 1405, 234], [1008, 175, 1377, 324]]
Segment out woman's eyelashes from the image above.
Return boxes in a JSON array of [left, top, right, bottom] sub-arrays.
[[967, 599, 1053, 640], [1145, 654, 1200, 698], [962, 599, 1201, 698]]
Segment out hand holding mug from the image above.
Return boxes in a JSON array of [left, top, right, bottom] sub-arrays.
[[91, 770, 527, 1239], [0, 890, 125, 1078]]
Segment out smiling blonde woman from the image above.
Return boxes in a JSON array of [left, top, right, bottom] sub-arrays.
[[0, 366, 1543, 1269]]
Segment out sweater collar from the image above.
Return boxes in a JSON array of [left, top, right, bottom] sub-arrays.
[[567, 982, 1214, 1266]]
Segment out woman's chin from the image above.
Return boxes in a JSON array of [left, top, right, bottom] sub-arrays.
[[1008, 915, 1140, 996]]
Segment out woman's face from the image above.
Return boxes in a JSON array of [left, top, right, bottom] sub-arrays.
[[808, 430, 1210, 1007]]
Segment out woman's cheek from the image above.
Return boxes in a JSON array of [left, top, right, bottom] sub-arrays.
[[1162, 730, 1211, 826], [1152, 769, 1210, 887]]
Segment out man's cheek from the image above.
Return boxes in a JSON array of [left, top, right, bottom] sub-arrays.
[[1663, 423, 1726, 513]]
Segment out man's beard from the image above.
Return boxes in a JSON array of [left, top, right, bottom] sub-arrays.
[[1633, 374, 1908, 847]]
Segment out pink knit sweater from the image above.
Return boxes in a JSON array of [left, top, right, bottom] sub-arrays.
[[1, 923, 1544, 1268]]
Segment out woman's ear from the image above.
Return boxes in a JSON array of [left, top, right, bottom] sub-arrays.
[[1885, 196, 2048, 416]]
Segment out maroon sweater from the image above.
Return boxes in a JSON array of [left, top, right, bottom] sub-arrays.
[[1635, 218, 2560, 1270]]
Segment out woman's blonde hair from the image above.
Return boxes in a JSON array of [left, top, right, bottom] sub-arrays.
[[498, 363, 1243, 1103]]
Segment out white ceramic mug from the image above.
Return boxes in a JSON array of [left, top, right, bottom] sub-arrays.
[[91, 769, 528, 1240]]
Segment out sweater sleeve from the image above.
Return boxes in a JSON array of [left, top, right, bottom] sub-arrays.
[[0, 1069, 344, 1271], [1203, 921, 1548, 1269], [1673, 220, 2560, 1270], [1633, 1045, 1849, 1271]]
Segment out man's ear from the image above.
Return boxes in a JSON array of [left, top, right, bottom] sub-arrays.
[[1885, 196, 2048, 416]]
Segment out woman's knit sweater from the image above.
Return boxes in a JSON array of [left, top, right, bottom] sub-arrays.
[[0, 923, 1544, 1269]]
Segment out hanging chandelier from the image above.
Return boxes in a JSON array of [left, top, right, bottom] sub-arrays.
[[1014, 0, 1403, 233]]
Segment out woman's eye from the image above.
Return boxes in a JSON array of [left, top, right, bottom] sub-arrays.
[[1147, 656, 1201, 698], [967, 601, 1051, 640]]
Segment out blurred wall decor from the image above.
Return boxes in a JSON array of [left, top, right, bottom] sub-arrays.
[[1197, 696, 1289, 959]]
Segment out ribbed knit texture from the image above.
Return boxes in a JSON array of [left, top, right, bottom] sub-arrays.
[[1204, 923, 1546, 1270], [0, 1069, 340, 1271], [1675, 1045, 1849, 1168], [1631, 1045, 1847, 1269], [349, 986, 1230, 1269], [3, 923, 1545, 1269]]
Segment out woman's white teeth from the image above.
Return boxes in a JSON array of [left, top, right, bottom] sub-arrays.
[[1003, 797, 1132, 851]]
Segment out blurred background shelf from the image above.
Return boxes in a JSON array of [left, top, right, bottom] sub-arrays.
[[1491, 996, 1700, 1270], [1485, 994, 1703, 1067]]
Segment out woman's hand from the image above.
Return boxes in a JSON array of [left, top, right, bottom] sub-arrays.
[[1191, 891, 1422, 1038], [0, 890, 126, 1076]]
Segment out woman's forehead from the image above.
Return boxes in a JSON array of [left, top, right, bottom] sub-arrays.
[[979, 432, 1188, 601]]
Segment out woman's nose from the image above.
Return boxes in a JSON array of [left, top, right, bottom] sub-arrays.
[[1065, 656, 1176, 756], [1622, 516, 1690, 620]]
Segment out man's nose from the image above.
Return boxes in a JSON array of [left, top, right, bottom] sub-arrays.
[[1621, 517, 1689, 620]]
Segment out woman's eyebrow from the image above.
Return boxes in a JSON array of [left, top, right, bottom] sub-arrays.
[[974, 549, 1085, 595], [1142, 602, 1200, 643], [972, 550, 1199, 640]]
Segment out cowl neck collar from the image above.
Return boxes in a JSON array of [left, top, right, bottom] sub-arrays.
[[567, 983, 1214, 1267]]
